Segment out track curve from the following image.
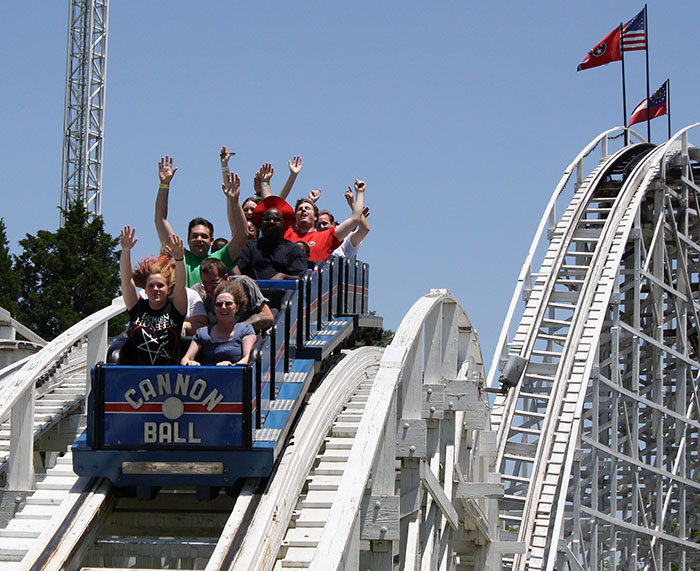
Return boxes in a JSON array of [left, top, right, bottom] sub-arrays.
[[490, 125, 700, 570]]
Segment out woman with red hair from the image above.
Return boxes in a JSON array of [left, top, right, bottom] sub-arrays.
[[119, 226, 187, 365]]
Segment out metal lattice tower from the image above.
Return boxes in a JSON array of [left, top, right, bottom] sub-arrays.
[[59, 0, 109, 226]]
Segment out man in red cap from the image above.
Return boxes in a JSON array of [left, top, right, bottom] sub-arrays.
[[284, 180, 366, 261], [232, 196, 307, 280]]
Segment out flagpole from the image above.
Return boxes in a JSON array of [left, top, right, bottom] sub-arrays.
[[666, 79, 671, 139], [643, 4, 651, 141], [620, 23, 628, 145]]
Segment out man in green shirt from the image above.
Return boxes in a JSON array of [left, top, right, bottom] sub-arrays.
[[154, 151, 247, 286]]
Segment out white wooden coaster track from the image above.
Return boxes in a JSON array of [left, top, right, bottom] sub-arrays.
[[488, 125, 700, 570]]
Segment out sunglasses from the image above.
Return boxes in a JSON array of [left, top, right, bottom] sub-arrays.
[[263, 214, 283, 222], [215, 301, 235, 308]]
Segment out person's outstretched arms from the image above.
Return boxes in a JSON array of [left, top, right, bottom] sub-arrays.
[[333, 179, 366, 241], [154, 156, 179, 247], [222, 171, 248, 261], [119, 226, 140, 310], [257, 163, 274, 199], [279, 155, 303, 199], [164, 234, 188, 316]]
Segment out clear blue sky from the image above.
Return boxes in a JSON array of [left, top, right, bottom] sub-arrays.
[[1, 1, 698, 367]]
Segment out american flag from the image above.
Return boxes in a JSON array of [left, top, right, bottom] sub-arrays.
[[622, 8, 646, 51]]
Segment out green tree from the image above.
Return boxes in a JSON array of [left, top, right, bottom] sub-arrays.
[[15, 200, 121, 340], [0, 218, 19, 315], [365, 310, 394, 347], [374, 328, 395, 347]]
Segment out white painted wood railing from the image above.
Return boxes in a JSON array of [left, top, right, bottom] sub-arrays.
[[0, 305, 47, 345], [0, 298, 125, 490], [307, 289, 496, 570]]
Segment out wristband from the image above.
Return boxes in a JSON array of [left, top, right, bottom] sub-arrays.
[[159, 183, 169, 190], [174, 257, 183, 261]]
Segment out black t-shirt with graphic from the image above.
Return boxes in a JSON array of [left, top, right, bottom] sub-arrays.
[[124, 298, 185, 366]]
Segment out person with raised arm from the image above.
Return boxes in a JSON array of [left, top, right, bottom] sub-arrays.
[[283, 180, 366, 262], [316, 188, 371, 259], [154, 152, 247, 286], [256, 156, 303, 199], [119, 227, 187, 366], [254, 162, 273, 198]]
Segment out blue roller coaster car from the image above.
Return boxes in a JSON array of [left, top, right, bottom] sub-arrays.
[[73, 257, 374, 500]]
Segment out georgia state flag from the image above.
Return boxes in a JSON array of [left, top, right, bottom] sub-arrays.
[[628, 81, 668, 127]]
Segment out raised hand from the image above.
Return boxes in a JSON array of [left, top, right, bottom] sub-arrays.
[[344, 187, 354, 207], [165, 234, 184, 260], [253, 171, 263, 197], [159, 155, 178, 185], [258, 163, 274, 183], [222, 172, 241, 201], [354, 179, 366, 193], [288, 155, 303, 175], [308, 189, 322, 203], [220, 145, 235, 166], [120, 225, 138, 250]]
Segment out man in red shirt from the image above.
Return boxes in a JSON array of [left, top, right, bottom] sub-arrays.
[[284, 180, 366, 261]]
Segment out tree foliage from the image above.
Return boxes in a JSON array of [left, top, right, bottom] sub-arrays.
[[377, 328, 395, 347], [365, 310, 394, 347], [0, 218, 19, 315], [15, 200, 121, 340]]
